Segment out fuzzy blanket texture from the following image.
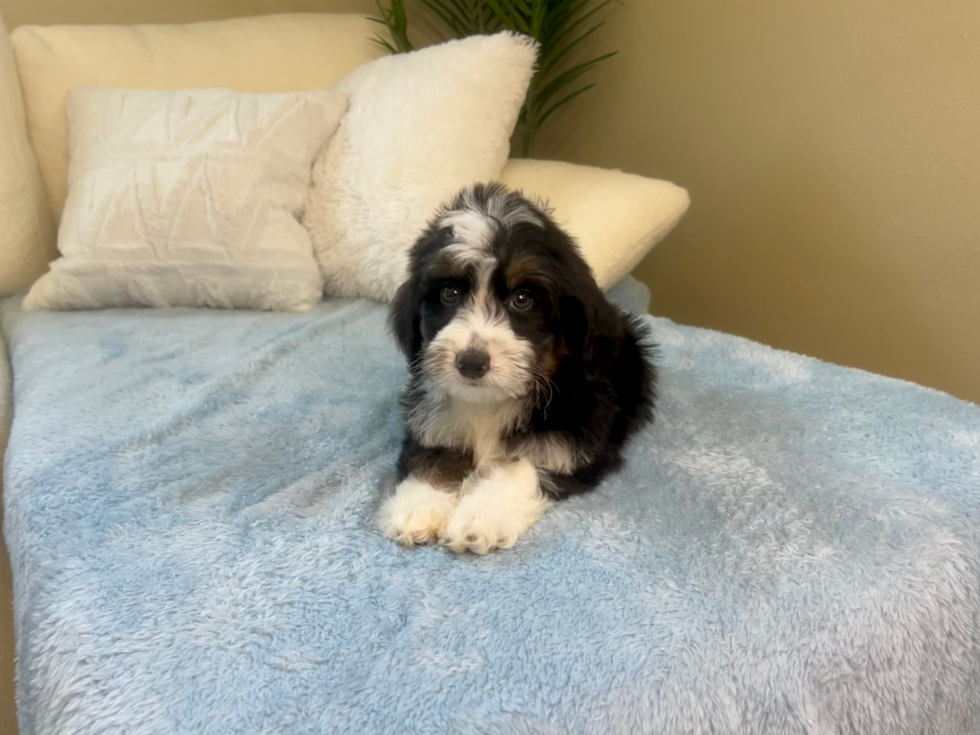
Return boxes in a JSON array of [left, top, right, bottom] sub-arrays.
[[1, 281, 978, 735]]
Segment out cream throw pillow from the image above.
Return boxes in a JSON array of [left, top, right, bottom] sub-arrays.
[[24, 87, 347, 312], [499, 160, 691, 289], [304, 33, 538, 301]]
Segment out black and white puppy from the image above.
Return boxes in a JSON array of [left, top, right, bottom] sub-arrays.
[[379, 183, 656, 554]]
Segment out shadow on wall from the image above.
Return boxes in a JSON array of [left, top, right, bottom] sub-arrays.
[[538, 0, 980, 404], [639, 147, 969, 397]]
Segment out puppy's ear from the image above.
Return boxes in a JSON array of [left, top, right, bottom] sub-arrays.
[[559, 293, 590, 356], [389, 279, 421, 359], [541, 222, 604, 367]]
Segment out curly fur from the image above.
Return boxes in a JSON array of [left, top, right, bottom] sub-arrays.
[[380, 183, 656, 553]]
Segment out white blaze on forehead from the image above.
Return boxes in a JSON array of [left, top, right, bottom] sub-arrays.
[[440, 209, 495, 251], [441, 242, 495, 269], [457, 185, 545, 229], [437, 187, 545, 265]]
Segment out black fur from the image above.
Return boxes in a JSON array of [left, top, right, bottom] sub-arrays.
[[390, 183, 656, 501]]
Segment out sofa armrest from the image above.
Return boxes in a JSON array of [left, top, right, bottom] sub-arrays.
[[498, 159, 689, 289], [0, 329, 10, 484], [0, 12, 57, 298]]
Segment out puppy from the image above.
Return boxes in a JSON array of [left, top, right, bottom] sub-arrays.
[[379, 183, 656, 554]]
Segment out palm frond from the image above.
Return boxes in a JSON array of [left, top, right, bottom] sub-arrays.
[[537, 82, 596, 125], [419, 0, 472, 36], [539, 20, 606, 77], [372, 0, 413, 53], [371, 0, 619, 155], [535, 51, 616, 108], [482, 0, 532, 35], [539, 0, 614, 60]]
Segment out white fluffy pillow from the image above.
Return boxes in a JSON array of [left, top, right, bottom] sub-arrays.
[[304, 33, 538, 301], [24, 86, 346, 312]]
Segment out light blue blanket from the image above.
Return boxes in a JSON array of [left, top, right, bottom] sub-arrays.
[[2, 283, 978, 734]]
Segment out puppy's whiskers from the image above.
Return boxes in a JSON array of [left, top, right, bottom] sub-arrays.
[[531, 366, 558, 416]]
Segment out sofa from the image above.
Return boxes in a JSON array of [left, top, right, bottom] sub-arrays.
[[1, 12, 978, 735]]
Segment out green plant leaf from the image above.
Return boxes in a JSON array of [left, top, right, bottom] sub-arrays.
[[418, 0, 469, 35], [435, 0, 481, 33], [371, 0, 413, 53], [537, 82, 596, 125], [483, 0, 533, 34], [540, 0, 614, 59], [529, 0, 549, 37], [539, 0, 592, 38], [511, 0, 534, 17], [442, 0, 474, 19], [534, 51, 616, 107], [373, 0, 619, 153], [371, 35, 398, 54], [540, 21, 606, 77]]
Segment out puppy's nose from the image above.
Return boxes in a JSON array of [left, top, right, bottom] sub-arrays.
[[455, 349, 490, 379]]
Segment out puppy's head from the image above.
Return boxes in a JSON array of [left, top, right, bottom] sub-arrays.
[[390, 183, 604, 404]]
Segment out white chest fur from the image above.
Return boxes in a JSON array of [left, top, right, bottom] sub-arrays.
[[409, 389, 585, 475], [409, 390, 526, 467]]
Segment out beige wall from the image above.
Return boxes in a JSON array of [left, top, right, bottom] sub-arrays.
[[2, 0, 374, 29], [539, 0, 980, 404]]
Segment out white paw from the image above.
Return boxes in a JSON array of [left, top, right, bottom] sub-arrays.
[[439, 459, 553, 555], [378, 477, 458, 547]]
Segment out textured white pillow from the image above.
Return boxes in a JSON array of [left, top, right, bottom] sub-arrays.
[[304, 33, 538, 301], [24, 86, 347, 312], [10, 13, 384, 225]]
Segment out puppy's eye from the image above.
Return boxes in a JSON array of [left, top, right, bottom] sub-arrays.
[[510, 290, 533, 311], [441, 285, 460, 305]]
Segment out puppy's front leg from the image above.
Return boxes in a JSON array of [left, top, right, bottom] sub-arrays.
[[379, 442, 472, 547], [440, 457, 554, 555]]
